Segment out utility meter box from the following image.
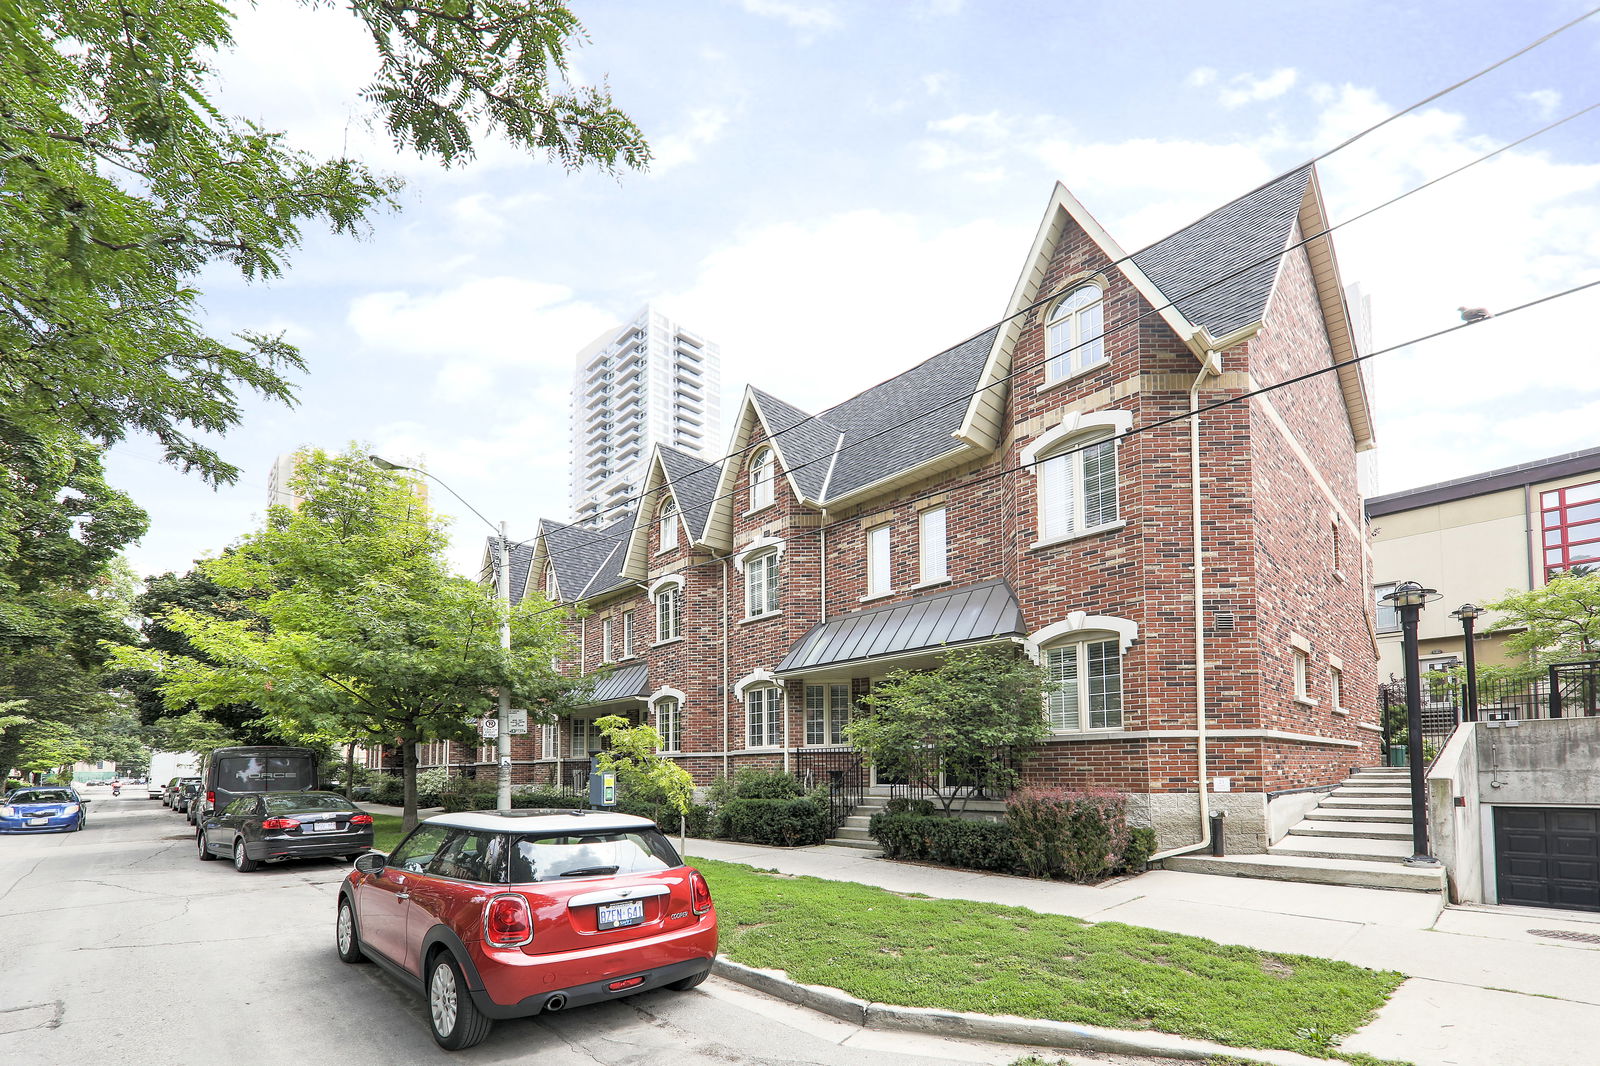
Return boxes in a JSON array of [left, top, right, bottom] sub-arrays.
[[588, 763, 617, 808]]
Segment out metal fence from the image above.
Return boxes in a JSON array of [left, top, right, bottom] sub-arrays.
[[875, 745, 1022, 807], [1381, 661, 1600, 764], [790, 746, 866, 834]]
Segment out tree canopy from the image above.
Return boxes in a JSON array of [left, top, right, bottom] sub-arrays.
[[845, 648, 1050, 814], [112, 448, 587, 828], [1486, 569, 1600, 669], [1, 0, 648, 511]]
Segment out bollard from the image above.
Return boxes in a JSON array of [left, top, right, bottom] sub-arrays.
[[1210, 811, 1227, 856]]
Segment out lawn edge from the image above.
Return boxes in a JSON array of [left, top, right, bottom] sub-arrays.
[[712, 957, 1359, 1066]]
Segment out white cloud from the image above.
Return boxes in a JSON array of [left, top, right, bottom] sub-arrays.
[[1218, 68, 1298, 108], [651, 107, 733, 173], [739, 0, 839, 31], [921, 72, 953, 96], [1186, 67, 1218, 88], [346, 278, 617, 401], [665, 209, 1026, 414], [1517, 89, 1562, 119]]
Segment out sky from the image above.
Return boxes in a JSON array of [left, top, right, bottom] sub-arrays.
[[103, 0, 1600, 581]]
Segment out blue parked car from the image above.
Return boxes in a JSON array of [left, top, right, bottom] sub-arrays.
[[0, 786, 89, 833]]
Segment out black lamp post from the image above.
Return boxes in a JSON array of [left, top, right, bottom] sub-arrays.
[[1451, 603, 1484, 724], [1381, 580, 1442, 867]]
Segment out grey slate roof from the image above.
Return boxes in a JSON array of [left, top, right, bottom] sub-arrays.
[[586, 662, 649, 704], [1129, 166, 1310, 340], [578, 510, 637, 598], [658, 446, 721, 542], [539, 519, 620, 603], [485, 540, 536, 606], [816, 327, 996, 501], [749, 389, 842, 502], [775, 579, 1025, 675]]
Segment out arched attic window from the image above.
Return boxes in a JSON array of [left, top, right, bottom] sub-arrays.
[[748, 447, 776, 511], [544, 562, 559, 600], [658, 495, 680, 552], [1045, 282, 1106, 381]]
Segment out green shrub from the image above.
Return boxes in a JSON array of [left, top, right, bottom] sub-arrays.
[[1121, 827, 1157, 872], [884, 796, 936, 817], [718, 797, 828, 846], [1006, 789, 1132, 882], [369, 774, 403, 805], [706, 768, 805, 805], [438, 776, 497, 812], [868, 811, 1018, 871], [617, 795, 712, 836], [510, 786, 590, 810]]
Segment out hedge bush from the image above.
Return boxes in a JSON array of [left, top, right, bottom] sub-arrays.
[[718, 797, 828, 847], [511, 786, 590, 810], [369, 774, 403, 805], [1007, 789, 1133, 882], [868, 811, 1019, 872], [706, 767, 806, 805], [1123, 827, 1157, 872]]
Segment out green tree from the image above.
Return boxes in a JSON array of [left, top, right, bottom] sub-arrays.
[[1485, 569, 1600, 670], [111, 448, 586, 830], [0, 718, 90, 781], [1, 0, 648, 548], [81, 709, 150, 776], [593, 713, 693, 821], [845, 649, 1050, 814]]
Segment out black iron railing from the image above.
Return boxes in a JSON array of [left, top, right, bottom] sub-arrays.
[[1381, 662, 1600, 766], [879, 745, 1021, 807], [791, 746, 866, 834], [557, 758, 591, 794]]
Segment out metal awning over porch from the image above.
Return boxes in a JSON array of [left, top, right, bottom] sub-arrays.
[[584, 662, 649, 705], [775, 579, 1026, 677]]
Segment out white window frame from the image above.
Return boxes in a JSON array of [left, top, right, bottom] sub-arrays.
[[1043, 635, 1125, 733], [658, 496, 679, 553], [745, 685, 784, 749], [650, 575, 685, 644], [1044, 282, 1106, 382], [1026, 614, 1137, 734], [569, 716, 599, 757], [918, 506, 948, 585], [744, 549, 780, 618], [621, 610, 634, 659], [748, 447, 776, 512], [1374, 583, 1399, 633], [651, 687, 685, 753], [866, 524, 891, 598], [601, 618, 613, 663], [804, 682, 853, 746], [1293, 647, 1312, 702], [544, 562, 559, 599], [1023, 411, 1130, 548], [1330, 666, 1344, 714]]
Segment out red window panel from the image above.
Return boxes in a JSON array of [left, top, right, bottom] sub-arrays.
[[1540, 480, 1600, 579]]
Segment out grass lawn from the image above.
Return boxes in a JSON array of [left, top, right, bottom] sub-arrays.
[[691, 856, 1405, 1061], [370, 813, 405, 852]]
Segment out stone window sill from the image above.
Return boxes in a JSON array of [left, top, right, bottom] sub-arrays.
[[912, 577, 951, 591], [860, 591, 894, 604], [1031, 520, 1126, 551], [1293, 696, 1318, 707], [652, 637, 686, 648], [739, 611, 783, 625], [1034, 361, 1110, 395]]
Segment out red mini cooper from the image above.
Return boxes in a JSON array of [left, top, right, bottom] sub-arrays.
[[336, 809, 717, 1050]]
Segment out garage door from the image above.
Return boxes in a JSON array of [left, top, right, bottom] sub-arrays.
[[1494, 807, 1600, 912]]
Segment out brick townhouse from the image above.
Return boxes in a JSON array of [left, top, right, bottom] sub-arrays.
[[413, 165, 1381, 852]]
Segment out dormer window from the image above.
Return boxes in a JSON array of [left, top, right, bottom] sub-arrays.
[[1045, 282, 1106, 381], [544, 562, 559, 600], [658, 496, 679, 552], [749, 447, 776, 511]]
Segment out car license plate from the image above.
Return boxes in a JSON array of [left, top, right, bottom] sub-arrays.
[[597, 899, 645, 930], [27, 817, 47, 825], [312, 821, 337, 833]]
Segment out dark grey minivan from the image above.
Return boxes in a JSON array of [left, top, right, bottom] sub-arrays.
[[194, 745, 320, 825]]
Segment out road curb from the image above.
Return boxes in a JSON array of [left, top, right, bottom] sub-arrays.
[[710, 958, 1342, 1065]]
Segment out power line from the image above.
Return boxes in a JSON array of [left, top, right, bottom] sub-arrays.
[[517, 275, 1600, 622], [528, 92, 1600, 573]]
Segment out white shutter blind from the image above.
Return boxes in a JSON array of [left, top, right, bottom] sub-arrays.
[[1040, 453, 1074, 540], [868, 525, 891, 595], [920, 507, 947, 583]]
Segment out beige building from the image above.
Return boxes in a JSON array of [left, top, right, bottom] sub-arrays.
[[1367, 446, 1600, 682]]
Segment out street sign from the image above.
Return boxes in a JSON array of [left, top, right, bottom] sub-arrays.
[[479, 715, 499, 739], [506, 709, 528, 735]]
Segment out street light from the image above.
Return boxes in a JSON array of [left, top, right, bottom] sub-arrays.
[[1381, 580, 1442, 867], [370, 455, 514, 811], [1450, 603, 1485, 724]]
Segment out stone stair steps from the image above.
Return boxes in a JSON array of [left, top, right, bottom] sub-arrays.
[[1163, 853, 1445, 892], [1269, 835, 1414, 864], [1312, 807, 1415, 823], [824, 836, 883, 852], [1318, 795, 1414, 810], [1287, 819, 1412, 840], [1333, 786, 1413, 797]]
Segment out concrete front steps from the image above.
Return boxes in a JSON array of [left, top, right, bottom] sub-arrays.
[[827, 791, 888, 852], [1165, 767, 1446, 893]]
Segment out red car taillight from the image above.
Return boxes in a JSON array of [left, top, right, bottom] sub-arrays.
[[484, 893, 534, 947], [206, 790, 215, 805], [349, 814, 373, 825], [260, 817, 298, 830], [689, 870, 712, 915]]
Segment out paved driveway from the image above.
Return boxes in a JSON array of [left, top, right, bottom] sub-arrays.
[[0, 794, 1149, 1065]]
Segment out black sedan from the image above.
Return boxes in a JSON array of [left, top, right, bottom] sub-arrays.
[[198, 791, 374, 872]]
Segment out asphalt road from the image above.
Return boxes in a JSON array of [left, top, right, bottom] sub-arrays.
[[0, 792, 1160, 1066]]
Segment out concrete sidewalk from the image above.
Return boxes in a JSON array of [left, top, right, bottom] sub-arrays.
[[685, 838, 1600, 1066]]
